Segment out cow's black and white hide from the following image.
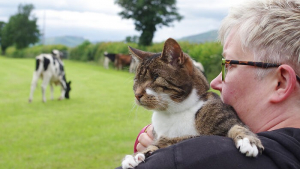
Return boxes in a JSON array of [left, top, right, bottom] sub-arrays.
[[103, 52, 116, 69], [28, 52, 71, 102]]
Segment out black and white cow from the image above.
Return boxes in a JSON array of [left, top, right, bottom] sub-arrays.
[[192, 60, 206, 77], [29, 50, 71, 102], [103, 52, 116, 69]]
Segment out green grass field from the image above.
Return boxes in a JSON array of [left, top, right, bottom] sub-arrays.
[[0, 56, 152, 169]]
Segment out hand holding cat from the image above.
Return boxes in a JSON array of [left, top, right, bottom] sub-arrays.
[[136, 124, 154, 152]]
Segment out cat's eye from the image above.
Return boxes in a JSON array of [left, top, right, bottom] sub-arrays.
[[153, 74, 159, 81]]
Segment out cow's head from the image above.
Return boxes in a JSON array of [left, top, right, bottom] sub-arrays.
[[52, 49, 64, 59], [52, 49, 59, 55], [65, 81, 71, 99]]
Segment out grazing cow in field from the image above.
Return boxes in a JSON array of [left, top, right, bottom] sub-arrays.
[[129, 58, 138, 73], [114, 54, 132, 71], [192, 60, 206, 77], [192, 60, 205, 72], [103, 52, 116, 69], [29, 50, 71, 102]]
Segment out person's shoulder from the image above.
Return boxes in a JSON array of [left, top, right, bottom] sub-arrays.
[[173, 135, 237, 155], [257, 128, 300, 169], [117, 130, 300, 169], [258, 127, 300, 149], [135, 135, 279, 169]]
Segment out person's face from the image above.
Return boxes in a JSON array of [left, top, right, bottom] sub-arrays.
[[210, 31, 271, 128]]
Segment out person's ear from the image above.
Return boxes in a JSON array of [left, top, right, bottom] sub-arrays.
[[270, 65, 297, 103]]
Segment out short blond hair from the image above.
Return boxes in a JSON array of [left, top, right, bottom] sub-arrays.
[[219, 0, 300, 74]]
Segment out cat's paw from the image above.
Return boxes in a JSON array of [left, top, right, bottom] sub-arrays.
[[228, 124, 264, 157], [122, 153, 145, 169], [236, 138, 260, 157]]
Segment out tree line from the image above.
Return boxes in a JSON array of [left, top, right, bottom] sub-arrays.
[[4, 40, 222, 82]]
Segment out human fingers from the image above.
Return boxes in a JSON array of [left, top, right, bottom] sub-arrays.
[[137, 132, 154, 152], [136, 142, 147, 152], [145, 124, 154, 139]]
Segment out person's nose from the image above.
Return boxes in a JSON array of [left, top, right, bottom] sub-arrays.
[[210, 72, 222, 92]]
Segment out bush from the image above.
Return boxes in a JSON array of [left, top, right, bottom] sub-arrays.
[[2, 40, 223, 82], [5, 45, 68, 58], [189, 42, 223, 82]]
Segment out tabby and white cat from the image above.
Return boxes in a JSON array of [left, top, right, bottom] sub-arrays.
[[122, 38, 264, 169]]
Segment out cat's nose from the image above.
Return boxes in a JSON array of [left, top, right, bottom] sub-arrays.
[[135, 94, 143, 101]]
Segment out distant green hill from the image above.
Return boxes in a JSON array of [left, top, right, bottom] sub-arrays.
[[39, 30, 218, 47], [42, 36, 86, 47], [178, 30, 218, 43]]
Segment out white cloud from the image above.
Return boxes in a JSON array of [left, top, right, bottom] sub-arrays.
[[35, 10, 134, 30]]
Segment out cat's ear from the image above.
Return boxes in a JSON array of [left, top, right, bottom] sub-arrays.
[[161, 38, 185, 66], [128, 46, 156, 62]]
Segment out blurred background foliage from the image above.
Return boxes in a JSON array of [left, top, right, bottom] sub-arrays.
[[0, 2, 223, 83], [3, 40, 222, 82]]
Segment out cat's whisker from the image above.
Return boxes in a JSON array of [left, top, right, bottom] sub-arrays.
[[130, 100, 138, 112], [128, 99, 140, 117], [123, 76, 135, 85]]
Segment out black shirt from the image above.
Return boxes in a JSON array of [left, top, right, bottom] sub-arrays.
[[116, 128, 300, 169]]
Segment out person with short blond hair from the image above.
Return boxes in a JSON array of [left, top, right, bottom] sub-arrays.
[[116, 0, 300, 168]]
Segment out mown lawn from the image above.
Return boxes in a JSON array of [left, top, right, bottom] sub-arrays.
[[0, 56, 152, 169]]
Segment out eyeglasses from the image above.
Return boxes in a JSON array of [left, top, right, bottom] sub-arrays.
[[222, 58, 300, 82]]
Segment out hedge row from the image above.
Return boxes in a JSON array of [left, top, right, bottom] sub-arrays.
[[3, 40, 222, 82]]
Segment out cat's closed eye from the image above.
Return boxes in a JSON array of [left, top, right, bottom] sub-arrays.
[[152, 73, 159, 81]]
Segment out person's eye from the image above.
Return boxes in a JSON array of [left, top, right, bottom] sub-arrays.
[[226, 64, 234, 70], [225, 64, 230, 69]]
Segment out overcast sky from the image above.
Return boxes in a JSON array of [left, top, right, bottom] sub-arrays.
[[0, 0, 247, 42]]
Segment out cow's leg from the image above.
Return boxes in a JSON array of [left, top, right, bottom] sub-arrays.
[[104, 57, 110, 69], [129, 60, 137, 73], [41, 74, 51, 102], [59, 88, 66, 100], [118, 61, 122, 70], [58, 78, 67, 100], [114, 59, 118, 70], [29, 72, 40, 102], [129, 62, 134, 73], [59, 86, 66, 100], [50, 83, 54, 100]]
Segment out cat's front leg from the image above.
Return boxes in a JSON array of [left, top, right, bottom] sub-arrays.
[[228, 124, 264, 157], [121, 145, 159, 169]]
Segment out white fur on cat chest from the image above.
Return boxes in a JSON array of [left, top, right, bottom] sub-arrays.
[[151, 88, 204, 138]]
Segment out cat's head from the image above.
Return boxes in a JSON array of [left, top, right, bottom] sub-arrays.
[[129, 38, 209, 112]]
